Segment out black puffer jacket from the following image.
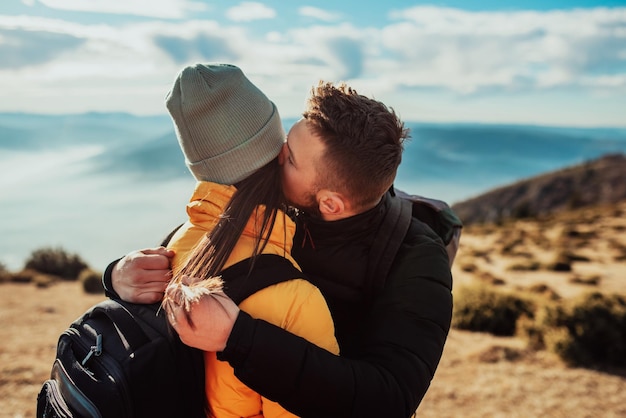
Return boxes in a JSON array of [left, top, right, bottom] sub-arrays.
[[219, 193, 453, 418]]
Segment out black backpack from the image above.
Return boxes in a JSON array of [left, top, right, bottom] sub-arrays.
[[36, 254, 303, 418], [364, 188, 462, 293], [391, 188, 462, 266]]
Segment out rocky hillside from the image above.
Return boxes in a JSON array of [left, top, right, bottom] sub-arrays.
[[452, 153, 626, 225]]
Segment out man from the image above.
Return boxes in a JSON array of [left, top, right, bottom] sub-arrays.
[[106, 81, 453, 417]]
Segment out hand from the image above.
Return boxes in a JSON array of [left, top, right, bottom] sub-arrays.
[[112, 247, 175, 304], [164, 279, 240, 352]]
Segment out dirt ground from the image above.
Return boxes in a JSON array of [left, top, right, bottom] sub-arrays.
[[0, 281, 105, 418], [1, 201, 625, 417]]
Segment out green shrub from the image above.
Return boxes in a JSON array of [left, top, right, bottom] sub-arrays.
[[547, 251, 572, 272], [542, 326, 576, 361], [569, 274, 601, 286], [0, 261, 9, 283], [553, 292, 626, 367], [80, 269, 104, 294], [508, 260, 541, 271], [516, 314, 544, 350], [511, 199, 534, 219], [33, 273, 58, 288], [519, 292, 626, 368], [452, 284, 535, 336], [8, 269, 36, 283], [527, 283, 560, 301], [460, 263, 477, 273], [24, 247, 88, 280]]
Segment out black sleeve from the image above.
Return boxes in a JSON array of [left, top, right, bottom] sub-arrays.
[[102, 258, 122, 300], [218, 240, 453, 418]]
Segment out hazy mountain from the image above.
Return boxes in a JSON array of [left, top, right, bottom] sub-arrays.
[[1, 112, 626, 271], [3, 111, 625, 199]]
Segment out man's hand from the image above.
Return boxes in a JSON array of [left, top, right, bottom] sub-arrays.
[[165, 280, 240, 352], [112, 247, 175, 304]]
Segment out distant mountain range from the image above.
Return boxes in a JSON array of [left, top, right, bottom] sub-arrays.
[[1, 112, 626, 271], [3, 112, 626, 203], [452, 153, 626, 225]]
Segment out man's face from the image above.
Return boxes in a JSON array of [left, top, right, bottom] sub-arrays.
[[279, 118, 326, 216]]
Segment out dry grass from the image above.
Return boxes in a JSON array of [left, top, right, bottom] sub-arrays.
[[1, 201, 625, 417], [0, 281, 105, 418], [418, 331, 626, 418]]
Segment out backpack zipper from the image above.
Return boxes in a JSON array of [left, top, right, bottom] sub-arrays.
[[81, 333, 102, 366], [68, 327, 134, 417]]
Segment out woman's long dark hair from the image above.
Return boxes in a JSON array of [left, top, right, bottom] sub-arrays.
[[172, 156, 286, 283]]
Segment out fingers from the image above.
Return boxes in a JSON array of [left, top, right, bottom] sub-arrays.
[[132, 268, 172, 287], [163, 288, 191, 332], [134, 289, 167, 304], [110, 247, 176, 304], [161, 289, 238, 352], [140, 246, 176, 257], [133, 247, 175, 271]]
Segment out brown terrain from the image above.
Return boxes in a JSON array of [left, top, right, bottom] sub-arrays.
[[1, 154, 625, 417]]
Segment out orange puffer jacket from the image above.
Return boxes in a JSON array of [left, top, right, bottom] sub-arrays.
[[168, 181, 339, 418]]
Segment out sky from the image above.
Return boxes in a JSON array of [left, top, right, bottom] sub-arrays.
[[1, 0, 626, 127]]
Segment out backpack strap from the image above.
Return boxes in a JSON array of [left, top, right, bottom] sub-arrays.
[[158, 226, 303, 304], [394, 189, 463, 267], [397, 192, 463, 246], [101, 255, 301, 377], [75, 300, 154, 357], [220, 254, 304, 305], [364, 192, 413, 296]]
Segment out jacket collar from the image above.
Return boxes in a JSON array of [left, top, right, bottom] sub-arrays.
[[188, 181, 296, 253], [294, 193, 389, 246]]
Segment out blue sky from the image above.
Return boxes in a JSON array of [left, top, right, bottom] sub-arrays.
[[1, 0, 626, 126]]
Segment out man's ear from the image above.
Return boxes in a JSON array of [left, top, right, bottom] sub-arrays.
[[317, 190, 347, 219]]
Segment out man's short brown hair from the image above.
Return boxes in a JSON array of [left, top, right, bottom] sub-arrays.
[[303, 81, 409, 210]]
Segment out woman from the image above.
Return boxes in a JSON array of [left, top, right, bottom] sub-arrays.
[[160, 63, 338, 418]]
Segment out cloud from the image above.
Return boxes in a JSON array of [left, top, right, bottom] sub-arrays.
[[326, 37, 364, 79], [226, 2, 276, 22], [283, 23, 371, 81], [380, 6, 626, 94], [0, 28, 84, 69], [91, 132, 188, 180], [155, 33, 238, 64], [0, 6, 625, 125], [299, 6, 341, 22], [34, 0, 207, 19]]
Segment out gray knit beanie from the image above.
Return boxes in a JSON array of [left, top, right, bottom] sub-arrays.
[[165, 63, 285, 184]]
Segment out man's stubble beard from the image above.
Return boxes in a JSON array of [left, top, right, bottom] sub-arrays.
[[287, 191, 322, 219]]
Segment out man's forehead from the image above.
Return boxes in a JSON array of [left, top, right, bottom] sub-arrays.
[[288, 120, 324, 149]]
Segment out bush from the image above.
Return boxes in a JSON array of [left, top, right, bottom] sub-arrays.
[[508, 260, 541, 271], [0, 261, 9, 283], [452, 284, 535, 336], [569, 274, 601, 286], [519, 292, 626, 368], [24, 247, 88, 280], [80, 269, 104, 294], [553, 292, 626, 367], [7, 269, 37, 284], [547, 251, 572, 272], [511, 199, 534, 219], [527, 283, 560, 301]]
